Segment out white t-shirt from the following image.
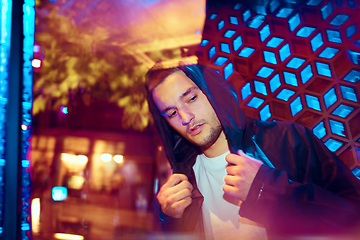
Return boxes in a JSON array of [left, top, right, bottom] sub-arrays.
[[192, 151, 268, 240]]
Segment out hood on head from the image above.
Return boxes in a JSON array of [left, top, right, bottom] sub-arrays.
[[146, 63, 248, 173]]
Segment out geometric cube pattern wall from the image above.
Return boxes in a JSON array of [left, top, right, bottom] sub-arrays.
[[197, 0, 360, 177]]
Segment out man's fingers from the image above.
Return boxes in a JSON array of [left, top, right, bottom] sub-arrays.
[[164, 174, 189, 188], [164, 186, 192, 205], [224, 174, 237, 186], [222, 184, 239, 199], [167, 197, 193, 218]]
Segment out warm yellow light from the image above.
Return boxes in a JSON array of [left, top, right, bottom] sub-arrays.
[[31, 198, 40, 234], [54, 233, 84, 240], [21, 124, 28, 130], [31, 59, 41, 68], [101, 153, 112, 162], [61, 153, 88, 172], [69, 154, 77, 163], [113, 155, 124, 164], [77, 155, 88, 164], [67, 176, 85, 190], [61, 153, 70, 161]]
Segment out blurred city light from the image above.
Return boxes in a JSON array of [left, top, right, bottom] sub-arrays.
[[61, 153, 88, 172], [33, 44, 40, 53], [21, 124, 28, 130], [113, 154, 124, 164], [31, 198, 40, 234], [101, 153, 112, 162], [77, 155, 88, 164], [52, 186, 68, 201], [60, 106, 68, 114], [67, 176, 85, 190], [54, 233, 84, 240], [31, 59, 41, 68]]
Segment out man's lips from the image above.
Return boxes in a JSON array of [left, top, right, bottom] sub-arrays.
[[188, 123, 204, 136]]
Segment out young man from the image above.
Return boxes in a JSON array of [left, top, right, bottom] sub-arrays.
[[145, 62, 360, 239]]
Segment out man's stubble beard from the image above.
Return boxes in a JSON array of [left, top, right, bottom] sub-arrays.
[[195, 120, 222, 151]]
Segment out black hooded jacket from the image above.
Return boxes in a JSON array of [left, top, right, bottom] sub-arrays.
[[146, 63, 360, 237]]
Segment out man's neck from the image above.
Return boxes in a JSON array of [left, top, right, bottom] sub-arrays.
[[202, 131, 229, 158]]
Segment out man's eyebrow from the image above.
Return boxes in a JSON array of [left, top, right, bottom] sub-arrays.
[[180, 87, 198, 99], [160, 87, 198, 115]]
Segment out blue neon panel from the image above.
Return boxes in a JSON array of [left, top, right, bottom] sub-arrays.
[[214, 56, 228, 66], [248, 15, 265, 29], [224, 62, 234, 79], [324, 88, 337, 108], [346, 25, 356, 39], [311, 33, 323, 52], [247, 97, 265, 108], [352, 168, 360, 180], [256, 66, 274, 78], [239, 47, 255, 57], [209, 13, 218, 20], [290, 96, 303, 116], [305, 95, 321, 111], [316, 62, 332, 77], [269, 0, 280, 12], [266, 37, 284, 48], [321, 2, 333, 20], [218, 20, 225, 31], [224, 30, 236, 38], [233, 3, 242, 10], [241, 82, 252, 100], [209, 46, 216, 59], [318, 47, 339, 59], [296, 26, 316, 37], [313, 121, 326, 139], [230, 16, 239, 25], [348, 0, 356, 8], [300, 64, 313, 84], [279, 43, 291, 61], [286, 57, 305, 69], [284, 72, 298, 86], [330, 14, 350, 26], [340, 86, 358, 102], [260, 104, 271, 121], [276, 8, 293, 18], [263, 51, 277, 64], [243, 9, 251, 22], [260, 24, 270, 42], [307, 0, 322, 6], [347, 50, 360, 65], [326, 30, 342, 43], [254, 81, 267, 95], [332, 104, 355, 118], [269, 74, 281, 92], [343, 70, 360, 83], [233, 36, 243, 51], [288, 13, 300, 31], [325, 138, 343, 152], [276, 89, 295, 101], [200, 39, 210, 47], [221, 43, 231, 53], [329, 120, 346, 136], [354, 40, 360, 48]]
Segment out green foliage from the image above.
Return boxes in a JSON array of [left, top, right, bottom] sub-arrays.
[[34, 6, 152, 131]]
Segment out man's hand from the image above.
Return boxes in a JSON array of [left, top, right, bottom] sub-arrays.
[[223, 150, 263, 201], [157, 174, 193, 218]]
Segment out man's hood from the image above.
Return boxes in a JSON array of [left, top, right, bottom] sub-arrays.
[[147, 63, 250, 175]]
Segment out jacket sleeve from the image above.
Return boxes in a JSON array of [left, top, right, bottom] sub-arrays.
[[239, 123, 360, 236]]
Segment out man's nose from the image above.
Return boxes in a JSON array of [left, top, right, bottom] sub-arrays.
[[180, 110, 194, 126]]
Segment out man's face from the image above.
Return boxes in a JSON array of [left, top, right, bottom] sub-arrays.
[[152, 70, 223, 151]]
